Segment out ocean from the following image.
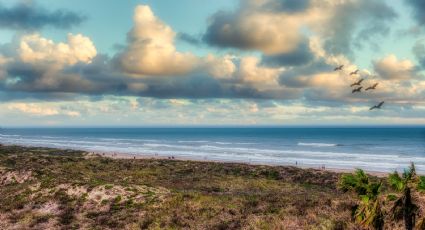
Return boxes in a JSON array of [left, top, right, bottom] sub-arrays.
[[1, 127, 424, 173]]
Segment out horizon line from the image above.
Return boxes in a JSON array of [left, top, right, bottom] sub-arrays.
[[1, 124, 425, 129]]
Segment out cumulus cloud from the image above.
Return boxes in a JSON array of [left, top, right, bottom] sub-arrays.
[[262, 39, 314, 67], [0, 2, 423, 112], [18, 33, 97, 66], [0, 2, 364, 102], [0, 2, 85, 31], [203, 54, 236, 79], [236, 56, 281, 86], [203, 0, 396, 58], [373, 55, 415, 80], [0, 35, 290, 100], [114, 5, 199, 76], [203, 5, 306, 55], [0, 33, 99, 93]]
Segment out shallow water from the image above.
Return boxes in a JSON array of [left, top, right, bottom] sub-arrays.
[[1, 127, 424, 173]]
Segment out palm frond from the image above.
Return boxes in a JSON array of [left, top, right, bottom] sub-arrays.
[[338, 169, 369, 195], [403, 162, 416, 181], [367, 182, 382, 199], [388, 171, 404, 192], [357, 198, 384, 230]]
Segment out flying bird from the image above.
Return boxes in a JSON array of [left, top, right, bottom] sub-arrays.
[[350, 69, 359, 75], [334, 65, 344, 71], [350, 79, 364, 87], [370, 101, 384, 110], [352, 87, 362, 93], [365, 83, 379, 91]]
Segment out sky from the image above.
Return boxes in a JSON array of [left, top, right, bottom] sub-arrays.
[[0, 0, 425, 127]]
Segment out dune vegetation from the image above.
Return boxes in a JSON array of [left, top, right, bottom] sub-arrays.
[[0, 145, 424, 229]]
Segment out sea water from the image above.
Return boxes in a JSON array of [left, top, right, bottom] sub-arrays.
[[0, 127, 424, 173]]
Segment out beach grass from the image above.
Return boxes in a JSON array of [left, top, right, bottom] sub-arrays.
[[0, 145, 423, 229]]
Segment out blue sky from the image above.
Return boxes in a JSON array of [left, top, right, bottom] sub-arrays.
[[0, 0, 425, 126]]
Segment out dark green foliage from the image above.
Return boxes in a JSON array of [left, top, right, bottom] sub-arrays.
[[339, 169, 370, 195], [389, 171, 405, 191], [339, 169, 384, 230]]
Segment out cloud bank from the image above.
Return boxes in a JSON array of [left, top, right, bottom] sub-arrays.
[[0, 1, 423, 112], [0, 2, 85, 30]]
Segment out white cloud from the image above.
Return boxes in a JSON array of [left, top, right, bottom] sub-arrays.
[[115, 5, 199, 76], [0, 1, 423, 123], [373, 54, 415, 80], [236, 56, 282, 86], [205, 0, 396, 60], [18, 33, 97, 66], [204, 0, 326, 55], [204, 54, 236, 79]]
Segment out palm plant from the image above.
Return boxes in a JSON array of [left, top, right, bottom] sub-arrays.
[[388, 163, 419, 230], [339, 169, 370, 195], [339, 169, 384, 230], [354, 184, 384, 230]]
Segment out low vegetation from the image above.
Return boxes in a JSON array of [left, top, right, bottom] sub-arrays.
[[339, 164, 425, 230], [0, 145, 424, 229]]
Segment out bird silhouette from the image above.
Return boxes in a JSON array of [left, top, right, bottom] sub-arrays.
[[350, 79, 364, 87], [334, 65, 344, 71], [365, 83, 379, 91], [350, 69, 359, 75], [370, 101, 384, 110], [352, 87, 362, 93]]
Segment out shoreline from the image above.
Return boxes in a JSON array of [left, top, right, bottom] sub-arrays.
[[0, 142, 392, 177], [0, 142, 397, 177], [40, 144, 389, 177]]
